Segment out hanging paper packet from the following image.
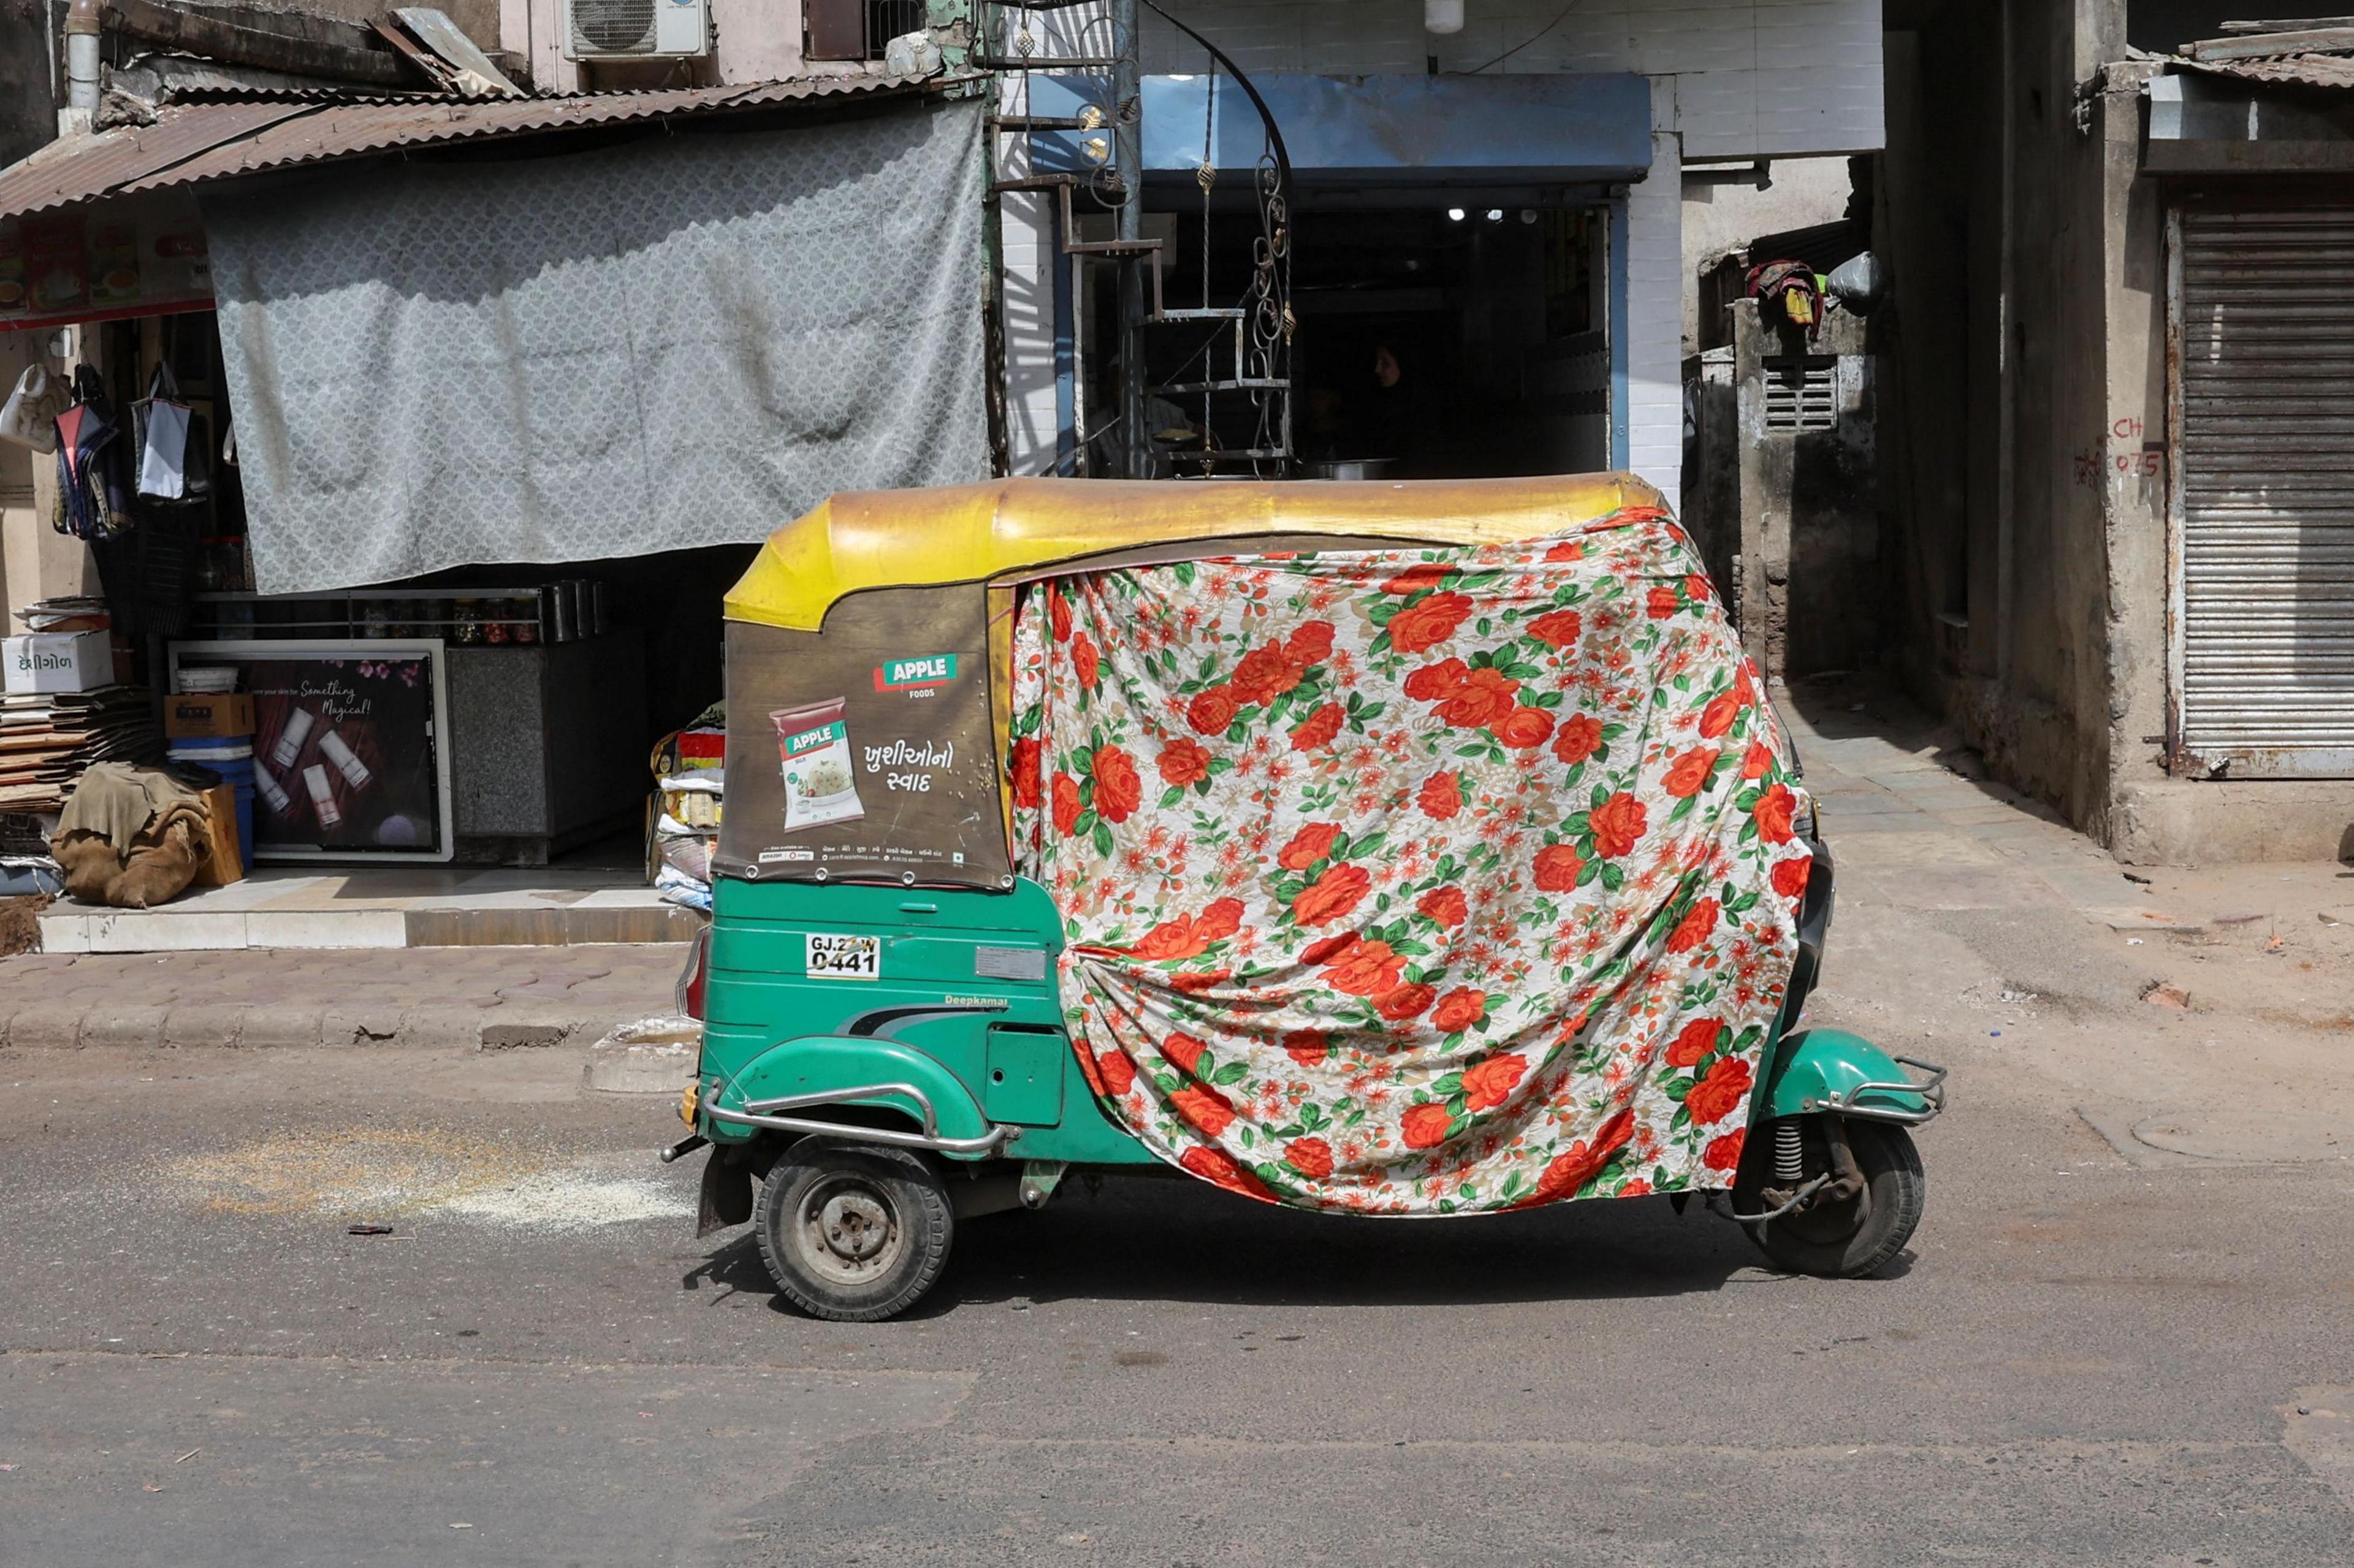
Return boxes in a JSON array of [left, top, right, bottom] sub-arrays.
[[0, 365, 59, 454]]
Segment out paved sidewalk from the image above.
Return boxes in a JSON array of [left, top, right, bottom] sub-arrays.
[[1780, 674, 2354, 1136], [0, 944, 684, 1050], [36, 866, 698, 954], [1784, 676, 2354, 999]]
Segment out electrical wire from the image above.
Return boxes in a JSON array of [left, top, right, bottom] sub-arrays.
[[1462, 1, 1583, 74]]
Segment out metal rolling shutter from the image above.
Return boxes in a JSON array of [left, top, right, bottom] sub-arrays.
[[2175, 205, 2354, 777]]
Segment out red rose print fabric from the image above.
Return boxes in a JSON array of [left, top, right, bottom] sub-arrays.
[[1007, 505, 1811, 1213]]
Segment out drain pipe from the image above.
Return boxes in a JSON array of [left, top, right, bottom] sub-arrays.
[[61, 0, 101, 135]]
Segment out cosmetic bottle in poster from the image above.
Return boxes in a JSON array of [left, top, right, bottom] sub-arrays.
[[303, 763, 341, 829], [319, 729, 373, 793], [273, 707, 316, 770]]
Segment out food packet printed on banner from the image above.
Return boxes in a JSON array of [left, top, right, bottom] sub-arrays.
[[772, 699, 866, 834]]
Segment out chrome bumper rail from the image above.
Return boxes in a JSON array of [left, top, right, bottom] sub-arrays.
[[698, 1084, 1013, 1157], [1802, 1056, 1949, 1126]]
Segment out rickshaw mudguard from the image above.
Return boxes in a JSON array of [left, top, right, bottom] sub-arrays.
[[712, 1034, 993, 1150], [1755, 1027, 1937, 1124]]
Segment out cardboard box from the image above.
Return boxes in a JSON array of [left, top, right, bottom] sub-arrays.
[[3, 630, 112, 694], [190, 783, 245, 888], [166, 692, 256, 738]]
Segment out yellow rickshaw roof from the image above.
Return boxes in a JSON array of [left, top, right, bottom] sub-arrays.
[[724, 472, 1664, 631]]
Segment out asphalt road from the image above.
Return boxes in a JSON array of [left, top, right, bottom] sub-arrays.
[[2, 1020, 2351, 1568]]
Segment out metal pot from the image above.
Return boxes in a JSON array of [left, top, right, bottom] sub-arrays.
[[1303, 459, 1398, 482]]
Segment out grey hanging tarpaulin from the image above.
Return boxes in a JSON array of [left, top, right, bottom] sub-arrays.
[[203, 95, 989, 593]]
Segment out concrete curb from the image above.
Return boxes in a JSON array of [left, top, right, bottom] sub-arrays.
[[0, 1001, 637, 1051]]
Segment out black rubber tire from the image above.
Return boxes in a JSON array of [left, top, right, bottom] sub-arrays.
[[1738, 1117, 1924, 1279], [754, 1142, 954, 1322]]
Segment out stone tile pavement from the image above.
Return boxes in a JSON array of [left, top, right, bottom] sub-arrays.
[[1781, 679, 2168, 916], [0, 944, 685, 1050], [1780, 676, 2354, 1029]]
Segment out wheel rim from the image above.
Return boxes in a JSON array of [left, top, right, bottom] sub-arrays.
[[793, 1174, 906, 1288]]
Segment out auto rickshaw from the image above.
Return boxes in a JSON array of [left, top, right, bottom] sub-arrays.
[[666, 473, 1945, 1321]]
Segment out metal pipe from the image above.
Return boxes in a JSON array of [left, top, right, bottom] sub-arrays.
[[699, 1087, 1014, 1157], [1111, 0, 1145, 478], [1799, 1055, 1949, 1125], [741, 1080, 948, 1136], [64, 0, 102, 115]]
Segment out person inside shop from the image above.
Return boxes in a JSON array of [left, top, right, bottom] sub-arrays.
[[1365, 343, 1409, 454]]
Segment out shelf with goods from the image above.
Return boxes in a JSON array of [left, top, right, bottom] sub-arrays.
[[181, 583, 611, 646]]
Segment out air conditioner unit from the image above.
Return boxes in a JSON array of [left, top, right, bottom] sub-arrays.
[[565, 0, 709, 59]]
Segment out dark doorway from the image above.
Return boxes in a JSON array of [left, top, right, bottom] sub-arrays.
[[1114, 197, 1612, 479]]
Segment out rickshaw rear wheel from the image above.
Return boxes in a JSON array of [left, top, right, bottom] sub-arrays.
[[755, 1141, 954, 1322], [1736, 1117, 1924, 1279]]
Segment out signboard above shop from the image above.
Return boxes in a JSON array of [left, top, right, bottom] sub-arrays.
[[0, 192, 212, 333]]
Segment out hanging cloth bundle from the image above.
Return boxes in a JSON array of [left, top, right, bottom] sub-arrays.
[[53, 366, 129, 540], [1745, 258, 1825, 337], [131, 362, 197, 501]]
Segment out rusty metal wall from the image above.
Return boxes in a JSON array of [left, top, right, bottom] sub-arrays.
[[2171, 202, 2354, 778]]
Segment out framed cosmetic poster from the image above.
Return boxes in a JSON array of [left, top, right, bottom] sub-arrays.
[[167, 640, 455, 863]]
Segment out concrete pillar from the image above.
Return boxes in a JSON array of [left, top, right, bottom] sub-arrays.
[[1625, 128, 1684, 516]]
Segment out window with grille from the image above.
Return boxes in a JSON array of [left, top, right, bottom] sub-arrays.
[[806, 0, 926, 59], [1762, 355, 1838, 431]]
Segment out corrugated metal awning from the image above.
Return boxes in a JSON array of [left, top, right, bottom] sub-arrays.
[[2176, 53, 2354, 91], [0, 73, 973, 223]]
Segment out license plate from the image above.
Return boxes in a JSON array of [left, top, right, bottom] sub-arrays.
[[804, 932, 880, 981]]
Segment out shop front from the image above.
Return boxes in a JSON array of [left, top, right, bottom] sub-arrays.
[[1, 74, 994, 943]]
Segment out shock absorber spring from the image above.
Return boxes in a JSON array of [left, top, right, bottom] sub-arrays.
[[1773, 1119, 1806, 1184]]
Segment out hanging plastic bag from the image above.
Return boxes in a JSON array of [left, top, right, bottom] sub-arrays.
[[0, 364, 59, 454], [132, 363, 192, 500]]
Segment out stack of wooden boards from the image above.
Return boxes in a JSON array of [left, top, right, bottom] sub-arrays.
[[0, 687, 159, 812]]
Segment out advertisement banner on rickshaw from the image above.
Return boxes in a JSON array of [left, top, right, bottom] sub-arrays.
[[718, 587, 1011, 889]]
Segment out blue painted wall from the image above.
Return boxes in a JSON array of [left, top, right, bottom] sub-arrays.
[[1023, 72, 1651, 184]]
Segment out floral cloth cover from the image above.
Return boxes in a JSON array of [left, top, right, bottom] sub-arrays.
[[1006, 504, 1814, 1213]]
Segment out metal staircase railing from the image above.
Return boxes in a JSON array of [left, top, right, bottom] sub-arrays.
[[980, 0, 1292, 477]]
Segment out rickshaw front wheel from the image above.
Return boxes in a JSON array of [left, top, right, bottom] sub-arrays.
[[1736, 1117, 1924, 1279], [755, 1142, 954, 1322]]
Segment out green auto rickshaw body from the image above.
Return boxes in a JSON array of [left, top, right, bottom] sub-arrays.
[[699, 876, 1156, 1170], [690, 875, 1932, 1189]]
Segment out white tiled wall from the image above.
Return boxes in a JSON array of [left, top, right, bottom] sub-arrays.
[[1626, 131, 1684, 514], [1138, 0, 1884, 159]]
